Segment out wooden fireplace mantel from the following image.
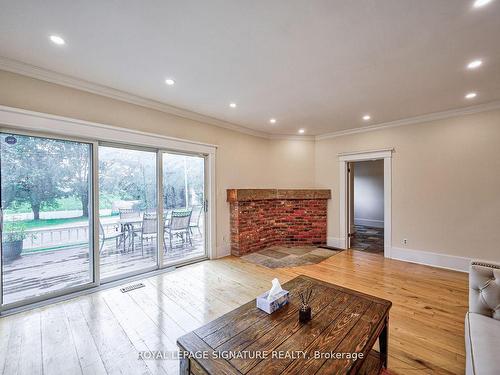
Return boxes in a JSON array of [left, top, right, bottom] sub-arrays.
[[227, 188, 331, 202]]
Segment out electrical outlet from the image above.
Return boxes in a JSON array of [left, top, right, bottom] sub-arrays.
[[402, 238, 408, 245]]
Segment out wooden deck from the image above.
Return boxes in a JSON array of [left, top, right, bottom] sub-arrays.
[[2, 236, 205, 305], [0, 250, 468, 374]]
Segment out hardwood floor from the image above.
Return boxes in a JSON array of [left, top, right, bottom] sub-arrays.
[[2, 234, 204, 305], [0, 250, 468, 375]]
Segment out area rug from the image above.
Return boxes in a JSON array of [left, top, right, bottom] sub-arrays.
[[240, 245, 341, 269]]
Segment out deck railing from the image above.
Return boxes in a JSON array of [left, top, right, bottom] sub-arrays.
[[23, 222, 119, 251]]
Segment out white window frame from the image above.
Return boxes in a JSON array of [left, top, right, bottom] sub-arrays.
[[0, 105, 217, 313]]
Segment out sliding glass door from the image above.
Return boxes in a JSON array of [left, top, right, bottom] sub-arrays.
[[162, 152, 207, 265], [0, 130, 210, 310], [0, 132, 94, 306], [98, 145, 158, 280]]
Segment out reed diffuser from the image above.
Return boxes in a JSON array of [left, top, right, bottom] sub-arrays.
[[299, 289, 313, 323]]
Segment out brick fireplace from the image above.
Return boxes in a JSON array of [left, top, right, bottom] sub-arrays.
[[227, 189, 331, 256]]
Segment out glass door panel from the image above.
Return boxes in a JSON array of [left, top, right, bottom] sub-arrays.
[[1, 132, 93, 306], [162, 152, 206, 265], [98, 145, 158, 279]]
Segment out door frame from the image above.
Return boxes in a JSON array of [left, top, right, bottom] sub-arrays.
[[338, 148, 393, 258]]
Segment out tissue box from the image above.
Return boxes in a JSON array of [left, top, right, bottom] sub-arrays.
[[256, 289, 290, 314]]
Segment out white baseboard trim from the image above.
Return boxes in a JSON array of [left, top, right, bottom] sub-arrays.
[[327, 237, 346, 249], [354, 218, 384, 228], [390, 247, 470, 272], [216, 243, 231, 258], [219, 239, 476, 272]]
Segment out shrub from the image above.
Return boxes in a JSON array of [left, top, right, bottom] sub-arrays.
[[2, 222, 28, 242]]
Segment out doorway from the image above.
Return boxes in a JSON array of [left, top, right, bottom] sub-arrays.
[[339, 149, 392, 258], [347, 160, 384, 254]]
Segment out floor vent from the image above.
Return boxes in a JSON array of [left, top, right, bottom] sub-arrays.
[[120, 283, 145, 293]]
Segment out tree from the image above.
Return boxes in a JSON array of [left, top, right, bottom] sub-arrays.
[[163, 154, 204, 209], [62, 142, 91, 216], [98, 147, 156, 210], [0, 139, 21, 209], [1, 134, 66, 219]]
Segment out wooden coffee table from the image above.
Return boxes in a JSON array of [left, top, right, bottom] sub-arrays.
[[177, 275, 391, 374]]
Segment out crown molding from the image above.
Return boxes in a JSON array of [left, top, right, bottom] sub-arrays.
[[0, 57, 315, 141], [2, 56, 499, 143], [0, 56, 280, 139], [315, 100, 500, 141]]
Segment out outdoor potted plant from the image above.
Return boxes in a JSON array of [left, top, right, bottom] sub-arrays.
[[2, 222, 27, 260]]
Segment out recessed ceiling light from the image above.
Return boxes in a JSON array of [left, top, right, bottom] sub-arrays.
[[363, 115, 371, 121], [465, 92, 477, 99], [49, 35, 65, 45], [229, 102, 237, 108], [269, 118, 277, 124], [298, 129, 305, 134], [165, 78, 175, 86], [467, 59, 483, 69], [473, 0, 493, 8]]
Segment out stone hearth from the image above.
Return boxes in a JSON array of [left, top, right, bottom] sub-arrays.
[[227, 189, 331, 256]]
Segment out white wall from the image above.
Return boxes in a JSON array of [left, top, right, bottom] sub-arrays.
[[0, 70, 316, 258], [353, 160, 384, 228], [316, 108, 500, 264], [2, 69, 500, 267]]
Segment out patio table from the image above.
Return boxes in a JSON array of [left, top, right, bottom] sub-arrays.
[[114, 212, 185, 252], [118, 217, 143, 252]]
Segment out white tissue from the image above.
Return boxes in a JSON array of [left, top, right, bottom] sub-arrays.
[[267, 278, 283, 301]]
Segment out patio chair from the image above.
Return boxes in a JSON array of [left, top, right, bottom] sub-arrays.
[[119, 208, 141, 220], [119, 208, 143, 249], [165, 209, 192, 252], [99, 221, 125, 254], [133, 213, 157, 256], [189, 205, 203, 236]]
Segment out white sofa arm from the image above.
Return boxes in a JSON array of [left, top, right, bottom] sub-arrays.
[[469, 261, 500, 320]]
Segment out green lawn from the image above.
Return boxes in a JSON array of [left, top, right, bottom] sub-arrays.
[[3, 193, 122, 230], [5, 194, 122, 214], [5, 215, 118, 230], [20, 216, 89, 230]]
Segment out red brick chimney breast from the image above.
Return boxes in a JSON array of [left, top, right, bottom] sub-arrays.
[[227, 189, 331, 256]]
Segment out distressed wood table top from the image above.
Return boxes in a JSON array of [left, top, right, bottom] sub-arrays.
[[177, 275, 392, 375]]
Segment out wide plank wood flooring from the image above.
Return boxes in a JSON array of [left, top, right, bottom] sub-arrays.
[[0, 250, 468, 375]]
